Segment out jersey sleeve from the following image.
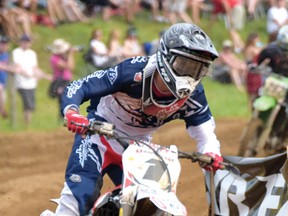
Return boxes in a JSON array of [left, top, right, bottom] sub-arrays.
[[61, 57, 147, 115], [61, 63, 124, 114]]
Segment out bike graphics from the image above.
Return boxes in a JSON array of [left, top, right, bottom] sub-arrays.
[[39, 121, 235, 216]]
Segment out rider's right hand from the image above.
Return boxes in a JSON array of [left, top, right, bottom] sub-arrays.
[[64, 110, 89, 134]]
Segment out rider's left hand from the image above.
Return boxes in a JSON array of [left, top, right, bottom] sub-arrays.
[[202, 152, 223, 172]]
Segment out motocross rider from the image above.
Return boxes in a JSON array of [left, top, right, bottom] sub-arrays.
[[247, 25, 288, 107], [257, 24, 288, 77], [55, 23, 223, 216]]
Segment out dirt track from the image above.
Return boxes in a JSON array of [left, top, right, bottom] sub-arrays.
[[0, 118, 247, 216]]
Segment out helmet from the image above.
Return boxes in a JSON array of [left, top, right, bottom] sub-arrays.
[[276, 25, 288, 50], [156, 23, 218, 99]]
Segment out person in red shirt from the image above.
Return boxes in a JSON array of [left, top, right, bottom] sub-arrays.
[[211, 0, 246, 53]]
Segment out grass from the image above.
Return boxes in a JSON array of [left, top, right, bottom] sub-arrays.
[[0, 11, 268, 133]]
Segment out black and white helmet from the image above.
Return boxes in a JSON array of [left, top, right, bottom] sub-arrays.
[[156, 23, 218, 99], [276, 25, 288, 51]]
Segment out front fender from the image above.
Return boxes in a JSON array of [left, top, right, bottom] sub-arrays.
[[253, 95, 277, 111]]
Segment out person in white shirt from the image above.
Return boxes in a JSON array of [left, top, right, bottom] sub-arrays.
[[266, 0, 288, 42], [12, 34, 51, 125], [89, 28, 118, 69]]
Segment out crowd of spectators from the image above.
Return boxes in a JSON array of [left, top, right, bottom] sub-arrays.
[[0, 0, 287, 127]]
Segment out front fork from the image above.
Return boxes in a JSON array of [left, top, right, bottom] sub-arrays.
[[255, 103, 282, 155]]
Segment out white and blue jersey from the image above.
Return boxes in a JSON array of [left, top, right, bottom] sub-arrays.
[[62, 55, 217, 143]]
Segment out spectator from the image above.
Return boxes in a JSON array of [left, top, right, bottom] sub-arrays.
[[94, 0, 122, 21], [143, 29, 165, 56], [139, 0, 169, 22], [61, 0, 90, 23], [212, 40, 247, 91], [243, 32, 264, 108], [46, 0, 67, 25], [266, 0, 288, 42], [122, 27, 144, 58], [0, 35, 21, 118], [107, 29, 124, 63], [243, 32, 264, 64], [80, 0, 98, 17], [89, 28, 118, 69], [167, 0, 193, 24], [188, 0, 205, 24], [47, 38, 75, 120], [12, 34, 51, 126], [211, 0, 246, 53], [0, 2, 33, 39]]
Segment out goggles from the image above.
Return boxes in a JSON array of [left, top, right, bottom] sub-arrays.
[[169, 49, 212, 80]]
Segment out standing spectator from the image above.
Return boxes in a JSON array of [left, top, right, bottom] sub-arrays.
[[122, 27, 144, 58], [211, 0, 246, 53], [12, 34, 51, 126], [188, 0, 205, 24], [48, 38, 75, 120], [243, 32, 264, 64], [167, 0, 193, 24], [243, 32, 264, 108], [0, 35, 9, 118], [89, 28, 119, 69], [266, 0, 288, 42], [0, 35, 19, 118]]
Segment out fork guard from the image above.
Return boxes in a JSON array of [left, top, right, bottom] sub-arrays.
[[253, 95, 277, 111]]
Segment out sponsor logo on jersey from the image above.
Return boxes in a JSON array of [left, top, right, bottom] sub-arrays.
[[107, 66, 118, 85], [133, 72, 142, 82], [131, 56, 147, 64]]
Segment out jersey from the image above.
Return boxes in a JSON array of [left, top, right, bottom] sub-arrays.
[[61, 54, 214, 140], [258, 42, 288, 77]]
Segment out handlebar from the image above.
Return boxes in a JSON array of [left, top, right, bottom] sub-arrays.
[[70, 120, 240, 175]]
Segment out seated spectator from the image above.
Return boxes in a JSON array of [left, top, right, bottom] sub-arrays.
[[47, 0, 67, 25], [139, 0, 169, 22], [107, 29, 124, 63], [61, 0, 90, 23], [0, 2, 33, 39], [122, 27, 144, 59], [212, 40, 247, 91], [89, 28, 118, 69]]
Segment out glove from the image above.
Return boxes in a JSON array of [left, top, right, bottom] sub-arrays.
[[201, 152, 223, 172], [65, 111, 89, 134]]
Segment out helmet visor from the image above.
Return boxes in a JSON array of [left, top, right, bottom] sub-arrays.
[[171, 55, 210, 80]]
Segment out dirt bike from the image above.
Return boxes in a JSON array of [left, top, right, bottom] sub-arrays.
[[238, 64, 288, 157], [41, 120, 238, 216], [85, 120, 239, 216]]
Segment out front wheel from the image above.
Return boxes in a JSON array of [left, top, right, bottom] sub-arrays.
[[238, 118, 263, 157]]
